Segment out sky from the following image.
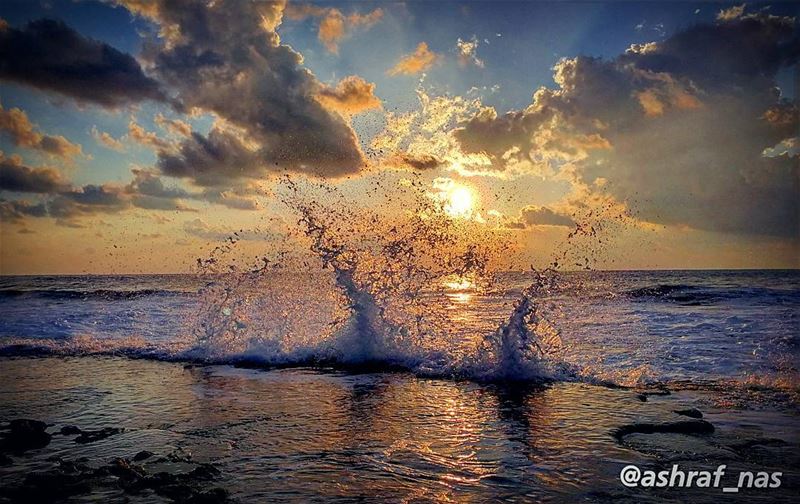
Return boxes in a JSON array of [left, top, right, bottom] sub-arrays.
[[0, 0, 798, 274]]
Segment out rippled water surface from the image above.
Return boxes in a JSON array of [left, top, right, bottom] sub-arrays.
[[1, 357, 798, 502]]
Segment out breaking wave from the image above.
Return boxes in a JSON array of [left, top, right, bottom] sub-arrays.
[[0, 175, 592, 384]]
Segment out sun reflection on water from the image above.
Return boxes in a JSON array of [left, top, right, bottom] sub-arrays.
[[443, 275, 476, 304]]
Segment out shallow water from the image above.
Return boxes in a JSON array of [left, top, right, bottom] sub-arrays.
[[0, 357, 798, 502]]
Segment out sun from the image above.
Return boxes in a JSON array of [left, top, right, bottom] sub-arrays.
[[445, 185, 476, 218]]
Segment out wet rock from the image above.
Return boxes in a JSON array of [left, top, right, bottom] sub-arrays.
[[187, 487, 229, 503], [133, 450, 155, 461], [156, 450, 193, 463], [636, 388, 671, 402], [612, 419, 715, 441], [122, 471, 175, 494], [0, 470, 93, 502], [0, 418, 51, 452], [673, 408, 703, 419], [188, 463, 222, 481], [60, 425, 82, 435], [121, 462, 223, 500], [74, 427, 123, 444], [155, 483, 196, 501], [133, 450, 155, 462], [58, 459, 89, 474], [107, 457, 146, 482]]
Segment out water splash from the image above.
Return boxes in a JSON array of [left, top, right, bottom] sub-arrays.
[[186, 174, 569, 381]]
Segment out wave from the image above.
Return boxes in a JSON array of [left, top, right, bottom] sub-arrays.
[[0, 334, 578, 384], [0, 288, 192, 300], [624, 284, 800, 305], [2, 337, 796, 411]]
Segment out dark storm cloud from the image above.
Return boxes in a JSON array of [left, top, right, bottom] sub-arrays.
[[0, 18, 167, 108], [0, 199, 48, 222], [156, 129, 262, 187], [620, 10, 799, 93], [454, 8, 800, 237], [0, 157, 263, 225], [0, 160, 199, 224], [126, 169, 197, 212], [0, 153, 70, 193], [120, 0, 366, 182]]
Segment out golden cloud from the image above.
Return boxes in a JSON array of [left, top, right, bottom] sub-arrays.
[[388, 42, 440, 76]]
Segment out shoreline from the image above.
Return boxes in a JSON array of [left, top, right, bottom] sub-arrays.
[[1, 356, 798, 502]]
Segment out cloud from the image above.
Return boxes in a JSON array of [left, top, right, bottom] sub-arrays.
[[510, 206, 576, 228], [183, 218, 265, 241], [388, 42, 440, 76], [91, 127, 125, 152], [0, 102, 82, 158], [0, 18, 166, 108], [453, 8, 799, 237], [456, 36, 484, 68], [0, 199, 48, 222], [392, 153, 445, 170], [125, 168, 196, 211], [0, 158, 202, 223], [0, 153, 70, 193], [127, 118, 173, 152], [154, 113, 191, 137], [93, 117, 182, 153], [156, 127, 261, 187], [120, 0, 366, 183], [200, 187, 261, 210], [317, 76, 381, 115], [285, 4, 383, 54], [717, 4, 745, 21]]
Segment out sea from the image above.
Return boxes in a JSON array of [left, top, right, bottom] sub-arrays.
[[0, 270, 798, 502]]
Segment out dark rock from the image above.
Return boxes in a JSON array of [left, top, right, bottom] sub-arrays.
[[636, 389, 671, 402], [7, 418, 47, 432], [11, 471, 93, 501], [0, 453, 12, 466], [167, 451, 193, 463], [674, 408, 703, 419], [107, 457, 146, 481], [58, 460, 85, 473], [187, 487, 230, 504], [74, 427, 123, 444], [188, 463, 221, 481], [0, 418, 51, 452], [155, 483, 196, 501], [121, 471, 177, 494], [133, 450, 155, 461], [60, 425, 82, 435], [612, 420, 715, 441]]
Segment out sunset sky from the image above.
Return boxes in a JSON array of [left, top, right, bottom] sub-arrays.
[[0, 0, 798, 274]]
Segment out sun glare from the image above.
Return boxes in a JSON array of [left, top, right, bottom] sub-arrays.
[[445, 186, 476, 218]]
